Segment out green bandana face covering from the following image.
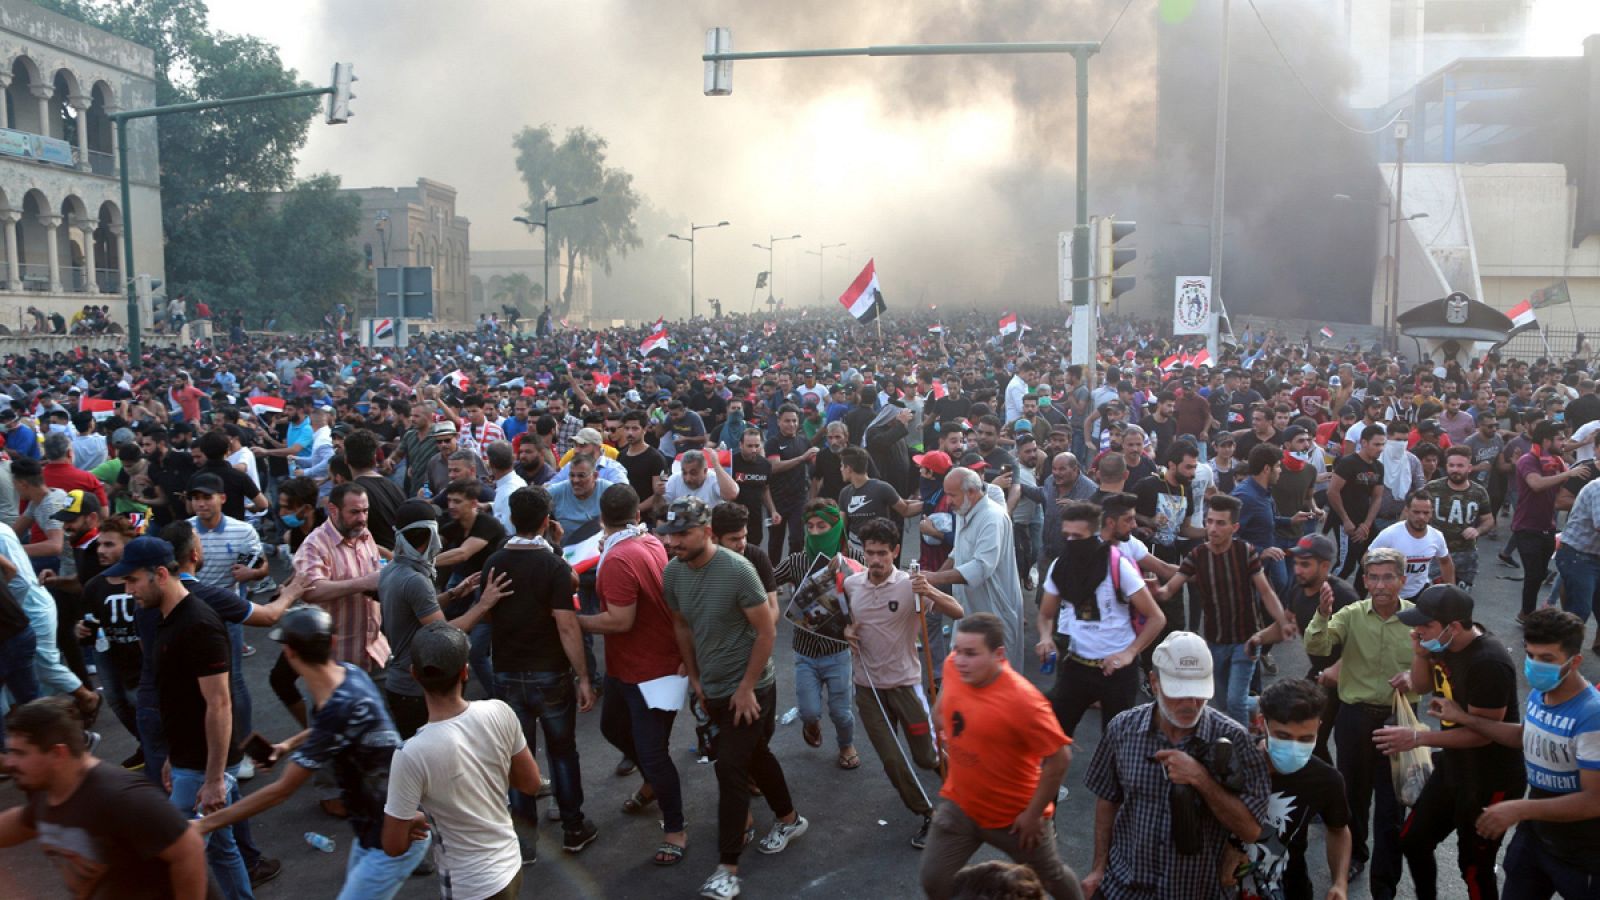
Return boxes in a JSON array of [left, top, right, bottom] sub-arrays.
[[805, 506, 845, 559]]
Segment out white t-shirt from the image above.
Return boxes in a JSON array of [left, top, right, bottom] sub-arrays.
[[384, 700, 525, 900], [664, 471, 725, 508], [1045, 550, 1145, 659], [1572, 419, 1600, 463], [226, 447, 259, 491], [1368, 521, 1449, 598], [1188, 462, 1215, 529]]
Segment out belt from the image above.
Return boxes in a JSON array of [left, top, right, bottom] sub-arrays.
[[1066, 651, 1105, 668]]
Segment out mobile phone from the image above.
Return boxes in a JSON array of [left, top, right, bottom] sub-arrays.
[[241, 732, 275, 767], [235, 552, 262, 569]]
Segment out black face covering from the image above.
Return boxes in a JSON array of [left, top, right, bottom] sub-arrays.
[[1055, 537, 1112, 622]]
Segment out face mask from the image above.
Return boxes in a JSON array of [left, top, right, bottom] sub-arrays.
[[1419, 623, 1455, 654], [1266, 736, 1315, 774], [280, 513, 304, 528], [396, 519, 443, 575], [1524, 656, 1569, 693]]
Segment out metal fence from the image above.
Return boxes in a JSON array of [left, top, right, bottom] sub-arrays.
[[1491, 327, 1586, 362]]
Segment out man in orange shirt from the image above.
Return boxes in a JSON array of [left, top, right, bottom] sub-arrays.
[[919, 612, 1082, 900]]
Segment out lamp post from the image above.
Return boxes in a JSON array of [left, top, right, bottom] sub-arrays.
[[752, 233, 802, 309], [373, 210, 390, 267], [667, 220, 729, 319], [804, 241, 846, 304], [514, 195, 599, 318]]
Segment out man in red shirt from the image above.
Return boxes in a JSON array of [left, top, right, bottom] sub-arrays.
[[920, 612, 1081, 900], [40, 433, 107, 508], [577, 483, 687, 865]]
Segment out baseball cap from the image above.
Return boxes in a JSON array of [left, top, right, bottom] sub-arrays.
[[411, 621, 471, 681], [912, 450, 953, 476], [957, 451, 989, 472], [268, 605, 333, 656], [1289, 534, 1336, 561], [1398, 584, 1474, 627], [655, 496, 712, 535], [1279, 425, 1309, 443], [572, 427, 605, 447], [101, 536, 177, 580], [51, 489, 101, 521], [1151, 631, 1214, 700], [187, 472, 226, 497]]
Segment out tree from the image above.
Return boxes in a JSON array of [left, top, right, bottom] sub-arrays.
[[490, 272, 541, 315], [512, 125, 643, 316], [39, 0, 359, 327]]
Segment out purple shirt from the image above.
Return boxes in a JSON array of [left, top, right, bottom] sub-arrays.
[[1512, 451, 1563, 533]]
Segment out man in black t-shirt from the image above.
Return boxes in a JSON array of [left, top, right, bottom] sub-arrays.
[[435, 479, 507, 592], [732, 428, 774, 548], [480, 485, 599, 855], [765, 406, 817, 560], [1326, 424, 1386, 581], [346, 430, 405, 552], [1235, 679, 1351, 900], [0, 696, 218, 900], [837, 447, 919, 554], [616, 410, 667, 522], [1375, 586, 1525, 900]]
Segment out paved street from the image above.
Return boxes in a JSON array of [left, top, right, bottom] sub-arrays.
[[1, 530, 1589, 899]]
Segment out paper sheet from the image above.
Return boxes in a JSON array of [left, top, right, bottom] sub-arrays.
[[638, 674, 690, 712]]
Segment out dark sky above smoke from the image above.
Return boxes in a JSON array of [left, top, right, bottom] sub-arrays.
[[202, 0, 1573, 322]]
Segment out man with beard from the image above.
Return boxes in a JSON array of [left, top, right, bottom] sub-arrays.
[[971, 415, 1017, 484], [810, 422, 855, 504], [1234, 444, 1315, 600], [1082, 631, 1270, 899], [138, 426, 196, 529], [731, 428, 776, 549], [1326, 424, 1387, 582], [1423, 446, 1493, 590], [1035, 502, 1165, 738], [292, 483, 386, 673], [765, 406, 818, 559], [924, 467, 1025, 665]]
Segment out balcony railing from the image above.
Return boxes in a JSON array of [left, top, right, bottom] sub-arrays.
[[18, 263, 51, 291], [95, 267, 119, 293], [87, 149, 114, 176]]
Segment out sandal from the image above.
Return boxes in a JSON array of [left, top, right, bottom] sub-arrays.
[[622, 789, 657, 815], [802, 721, 822, 748], [652, 841, 687, 866], [837, 750, 861, 770]]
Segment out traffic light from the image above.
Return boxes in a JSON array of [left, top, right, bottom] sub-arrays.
[[704, 28, 733, 96], [327, 63, 355, 124], [1094, 216, 1136, 310]]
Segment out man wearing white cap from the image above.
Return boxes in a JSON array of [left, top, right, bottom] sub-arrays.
[[1082, 631, 1271, 899]]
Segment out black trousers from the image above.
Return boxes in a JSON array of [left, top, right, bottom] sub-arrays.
[[385, 689, 428, 740], [1399, 755, 1525, 900], [704, 682, 795, 866], [1514, 529, 1556, 616], [1335, 701, 1405, 900], [1048, 653, 1140, 738]]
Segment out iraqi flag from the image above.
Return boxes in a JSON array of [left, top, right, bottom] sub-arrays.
[[640, 328, 670, 357], [999, 313, 1020, 337], [591, 336, 603, 359], [443, 370, 470, 392], [592, 372, 612, 394], [1160, 353, 1182, 371], [928, 324, 944, 335], [374, 318, 395, 340], [78, 396, 115, 421], [1319, 326, 1335, 341], [1188, 348, 1212, 368], [1508, 299, 1538, 334], [931, 381, 948, 400], [248, 395, 286, 417], [838, 259, 887, 323]]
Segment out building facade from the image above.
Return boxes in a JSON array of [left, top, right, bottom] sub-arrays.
[[0, 0, 161, 333], [344, 179, 471, 325]]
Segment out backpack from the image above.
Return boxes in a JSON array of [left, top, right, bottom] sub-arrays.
[[1107, 544, 1149, 636]]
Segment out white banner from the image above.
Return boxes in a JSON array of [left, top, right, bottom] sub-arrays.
[[1173, 276, 1211, 335]]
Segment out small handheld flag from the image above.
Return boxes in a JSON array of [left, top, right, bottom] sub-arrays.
[[1319, 326, 1335, 341], [998, 313, 1019, 336], [640, 328, 670, 357]]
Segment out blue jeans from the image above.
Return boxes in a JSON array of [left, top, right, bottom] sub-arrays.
[[0, 627, 39, 745], [599, 676, 684, 833], [444, 572, 496, 700], [1555, 544, 1600, 624], [92, 646, 138, 742], [795, 649, 854, 749], [226, 622, 253, 743], [1261, 555, 1291, 600], [136, 704, 168, 787], [1502, 824, 1600, 899], [336, 837, 428, 900], [20, 582, 78, 695], [170, 765, 254, 900], [495, 669, 585, 832], [1209, 643, 1254, 726]]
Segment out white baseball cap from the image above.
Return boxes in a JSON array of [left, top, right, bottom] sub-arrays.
[[1151, 632, 1214, 700]]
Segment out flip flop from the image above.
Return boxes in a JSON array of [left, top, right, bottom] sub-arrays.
[[622, 789, 657, 815], [837, 750, 861, 770], [802, 721, 823, 748], [652, 841, 687, 866]]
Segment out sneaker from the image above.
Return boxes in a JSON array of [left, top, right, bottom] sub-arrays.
[[241, 643, 257, 658], [561, 819, 599, 854], [757, 815, 808, 854], [251, 576, 279, 595], [121, 750, 145, 770], [536, 778, 553, 799], [700, 867, 742, 900], [85, 731, 101, 754], [546, 804, 562, 822], [237, 757, 255, 781], [519, 837, 538, 867], [1498, 551, 1519, 569], [247, 858, 282, 888], [911, 814, 931, 850]]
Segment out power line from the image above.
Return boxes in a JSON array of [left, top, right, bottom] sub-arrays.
[[1243, 0, 1404, 136], [1099, 0, 1142, 51]]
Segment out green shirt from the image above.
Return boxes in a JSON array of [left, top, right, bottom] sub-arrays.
[[663, 546, 773, 700], [1304, 598, 1419, 707]]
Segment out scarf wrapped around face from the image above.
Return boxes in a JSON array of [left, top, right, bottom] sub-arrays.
[[1054, 537, 1113, 622], [805, 504, 845, 563]]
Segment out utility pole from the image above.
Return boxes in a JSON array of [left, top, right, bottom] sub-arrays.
[[806, 241, 846, 304], [514, 196, 598, 321], [1206, 0, 1232, 364], [667, 220, 729, 319], [1389, 120, 1409, 355], [753, 234, 801, 309]]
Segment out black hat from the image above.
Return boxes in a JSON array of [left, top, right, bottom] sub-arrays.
[[1288, 534, 1336, 562], [268, 606, 333, 656], [1398, 584, 1474, 627], [412, 620, 470, 680], [187, 473, 226, 497]]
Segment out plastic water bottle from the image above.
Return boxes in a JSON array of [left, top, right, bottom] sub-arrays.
[[1040, 650, 1057, 676], [94, 628, 109, 655], [304, 832, 335, 853], [779, 707, 800, 726]]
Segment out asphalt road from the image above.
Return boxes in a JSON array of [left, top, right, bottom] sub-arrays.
[[1, 529, 1591, 899]]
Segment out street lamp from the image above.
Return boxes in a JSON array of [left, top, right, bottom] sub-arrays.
[[373, 210, 390, 267], [666, 220, 729, 319], [804, 242, 847, 304], [752, 233, 802, 310], [514, 195, 599, 319]]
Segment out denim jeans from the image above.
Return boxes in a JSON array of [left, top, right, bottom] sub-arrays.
[[443, 573, 497, 700], [226, 622, 253, 744], [335, 837, 428, 900], [1502, 824, 1600, 900], [1261, 554, 1291, 599], [170, 765, 254, 900], [0, 627, 39, 745], [598, 676, 684, 833], [1209, 643, 1254, 726], [1555, 544, 1600, 624], [136, 704, 168, 787], [495, 669, 585, 833], [92, 646, 138, 742], [20, 581, 78, 695], [794, 649, 854, 749]]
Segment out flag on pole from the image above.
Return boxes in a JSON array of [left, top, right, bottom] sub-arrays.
[[591, 336, 603, 359], [373, 318, 394, 340], [998, 313, 1019, 336], [931, 381, 948, 400], [651, 317, 665, 333], [1160, 353, 1182, 371], [592, 372, 612, 394], [1529, 280, 1572, 310], [640, 327, 670, 356], [248, 395, 286, 417], [838, 259, 887, 323], [1319, 326, 1335, 341], [78, 397, 115, 421], [443, 370, 470, 391], [1508, 299, 1537, 334], [928, 324, 944, 335], [1189, 348, 1212, 368]]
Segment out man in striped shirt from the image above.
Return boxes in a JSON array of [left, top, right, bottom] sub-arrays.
[[459, 394, 506, 462], [292, 482, 387, 672], [1154, 493, 1295, 725]]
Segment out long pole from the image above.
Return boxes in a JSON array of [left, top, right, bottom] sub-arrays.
[[768, 242, 775, 308], [543, 202, 552, 316], [689, 234, 696, 319], [1391, 129, 1407, 355], [1206, 0, 1232, 363]]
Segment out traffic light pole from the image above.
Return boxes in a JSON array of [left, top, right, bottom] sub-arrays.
[[109, 84, 336, 359]]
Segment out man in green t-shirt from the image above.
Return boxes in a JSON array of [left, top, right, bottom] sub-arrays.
[[661, 496, 808, 900]]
